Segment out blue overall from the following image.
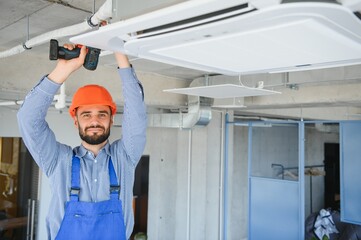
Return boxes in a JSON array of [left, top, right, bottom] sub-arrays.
[[55, 155, 127, 240]]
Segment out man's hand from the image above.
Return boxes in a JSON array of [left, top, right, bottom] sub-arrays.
[[48, 44, 87, 84]]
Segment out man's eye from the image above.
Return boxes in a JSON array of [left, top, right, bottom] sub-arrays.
[[82, 114, 91, 118], [99, 113, 107, 118]]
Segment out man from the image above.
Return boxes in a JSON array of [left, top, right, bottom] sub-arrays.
[[17, 44, 147, 240]]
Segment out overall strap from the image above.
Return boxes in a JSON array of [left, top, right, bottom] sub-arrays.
[[108, 158, 120, 200], [70, 154, 81, 201], [70, 154, 120, 201]]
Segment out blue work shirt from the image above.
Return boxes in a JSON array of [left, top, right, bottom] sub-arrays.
[[17, 67, 147, 240]]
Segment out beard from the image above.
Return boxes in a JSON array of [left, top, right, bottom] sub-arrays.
[[78, 124, 111, 145]]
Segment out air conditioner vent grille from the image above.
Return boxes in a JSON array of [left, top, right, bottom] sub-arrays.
[[140, 3, 254, 37]]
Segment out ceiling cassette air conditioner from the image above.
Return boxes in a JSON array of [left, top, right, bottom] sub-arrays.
[[71, 0, 361, 75]]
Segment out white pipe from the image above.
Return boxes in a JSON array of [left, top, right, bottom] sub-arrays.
[[1, 83, 66, 109], [0, 100, 24, 106], [28, 22, 92, 47], [89, 0, 112, 26], [219, 111, 225, 240], [0, 0, 113, 59], [0, 45, 26, 59], [54, 84, 66, 109], [0, 21, 92, 59], [186, 129, 192, 240]]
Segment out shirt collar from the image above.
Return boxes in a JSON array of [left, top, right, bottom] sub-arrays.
[[75, 141, 111, 158]]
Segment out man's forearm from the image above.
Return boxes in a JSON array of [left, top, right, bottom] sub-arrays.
[[114, 52, 131, 69]]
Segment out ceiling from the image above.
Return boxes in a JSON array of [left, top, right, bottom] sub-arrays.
[[0, 0, 206, 109], [2, 0, 361, 121], [0, 0, 206, 77]]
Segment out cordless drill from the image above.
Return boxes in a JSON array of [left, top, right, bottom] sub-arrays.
[[49, 39, 101, 71]]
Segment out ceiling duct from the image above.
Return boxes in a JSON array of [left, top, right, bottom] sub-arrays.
[[148, 76, 213, 129], [72, 0, 361, 75], [183, 77, 213, 127]]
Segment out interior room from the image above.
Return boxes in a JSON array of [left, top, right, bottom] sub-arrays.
[[1, 0, 361, 239]]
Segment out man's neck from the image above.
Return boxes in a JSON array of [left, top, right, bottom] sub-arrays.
[[82, 140, 108, 157]]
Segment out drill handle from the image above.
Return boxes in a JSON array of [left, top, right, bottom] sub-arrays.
[[49, 39, 81, 60], [58, 47, 81, 60], [49, 39, 100, 71]]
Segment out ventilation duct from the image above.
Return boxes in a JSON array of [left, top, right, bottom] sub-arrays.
[[71, 1, 361, 75], [148, 76, 213, 128], [147, 99, 212, 129]]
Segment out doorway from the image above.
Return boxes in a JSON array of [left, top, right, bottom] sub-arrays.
[[0, 137, 39, 240], [132, 155, 149, 239], [324, 143, 340, 210]]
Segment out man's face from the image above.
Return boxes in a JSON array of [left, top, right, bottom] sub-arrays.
[[74, 105, 113, 145]]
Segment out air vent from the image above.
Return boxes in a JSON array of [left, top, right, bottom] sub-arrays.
[[71, 1, 361, 75], [163, 84, 280, 98]]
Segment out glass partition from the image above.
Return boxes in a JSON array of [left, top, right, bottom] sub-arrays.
[[248, 122, 302, 240], [340, 122, 361, 225], [250, 122, 299, 181], [226, 118, 361, 240]]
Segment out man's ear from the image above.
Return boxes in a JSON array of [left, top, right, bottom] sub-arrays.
[[73, 116, 79, 127]]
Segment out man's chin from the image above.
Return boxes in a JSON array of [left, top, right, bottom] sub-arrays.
[[79, 128, 110, 145], [81, 134, 107, 145]]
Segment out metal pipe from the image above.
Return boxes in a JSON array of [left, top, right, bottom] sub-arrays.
[[271, 163, 324, 171], [26, 15, 30, 42], [247, 122, 253, 239], [26, 199, 31, 240], [186, 129, 192, 240], [218, 111, 225, 240], [30, 199, 36, 240], [299, 122, 305, 240], [271, 163, 285, 179], [222, 113, 230, 240]]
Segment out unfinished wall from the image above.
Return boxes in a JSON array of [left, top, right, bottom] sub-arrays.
[[144, 111, 224, 240]]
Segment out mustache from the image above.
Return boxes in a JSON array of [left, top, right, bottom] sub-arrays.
[[85, 125, 105, 131]]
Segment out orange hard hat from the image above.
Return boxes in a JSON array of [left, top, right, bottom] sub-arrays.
[[69, 84, 116, 117]]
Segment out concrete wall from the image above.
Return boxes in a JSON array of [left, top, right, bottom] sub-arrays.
[[144, 111, 224, 240]]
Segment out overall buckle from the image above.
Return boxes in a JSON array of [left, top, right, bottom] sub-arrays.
[[70, 187, 80, 196], [110, 185, 120, 194]]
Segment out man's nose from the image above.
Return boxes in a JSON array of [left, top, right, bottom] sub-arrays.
[[89, 115, 102, 124]]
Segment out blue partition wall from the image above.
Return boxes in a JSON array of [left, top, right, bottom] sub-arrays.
[[340, 122, 361, 225], [223, 118, 361, 240], [249, 178, 300, 240], [247, 122, 303, 240]]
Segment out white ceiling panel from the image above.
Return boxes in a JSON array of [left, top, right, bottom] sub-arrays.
[[163, 84, 281, 98], [72, 2, 361, 75]]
